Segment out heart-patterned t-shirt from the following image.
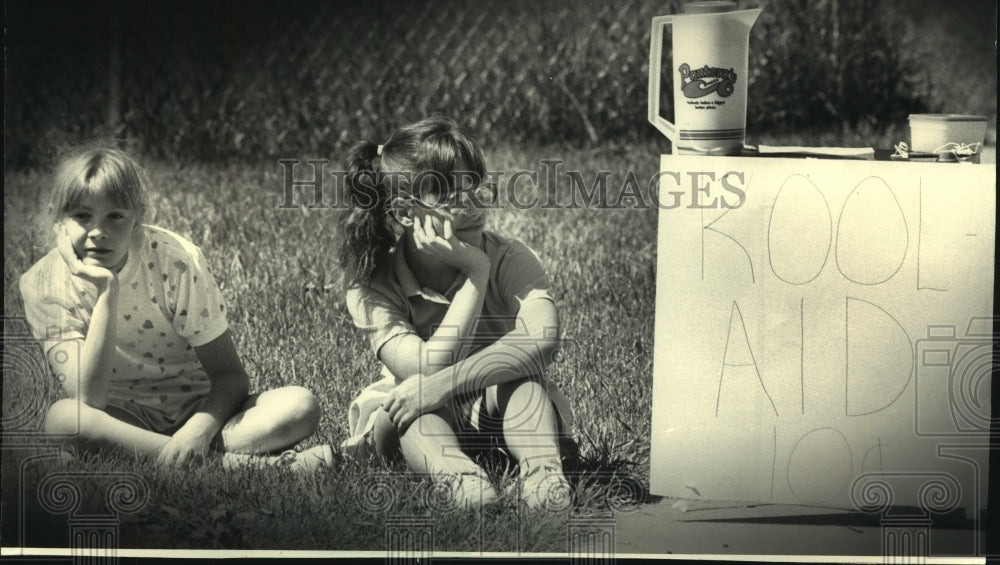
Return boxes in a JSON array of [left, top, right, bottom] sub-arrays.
[[21, 225, 228, 431]]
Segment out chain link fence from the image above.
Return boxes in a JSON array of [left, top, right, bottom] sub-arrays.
[[6, 0, 948, 168]]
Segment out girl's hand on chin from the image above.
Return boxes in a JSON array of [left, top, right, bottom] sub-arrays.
[[56, 224, 117, 292], [413, 216, 489, 275]]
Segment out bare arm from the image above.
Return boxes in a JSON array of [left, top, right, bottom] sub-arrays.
[[382, 296, 561, 430], [49, 229, 120, 409], [431, 295, 559, 393], [378, 217, 491, 381], [378, 269, 489, 380], [156, 329, 250, 466]]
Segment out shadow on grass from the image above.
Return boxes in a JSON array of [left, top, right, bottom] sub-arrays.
[[3, 437, 645, 553], [682, 507, 980, 530], [558, 436, 649, 514]]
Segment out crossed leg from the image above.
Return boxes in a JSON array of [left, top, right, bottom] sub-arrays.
[[44, 386, 321, 463], [370, 377, 564, 473]]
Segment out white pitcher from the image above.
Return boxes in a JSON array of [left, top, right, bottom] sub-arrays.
[[648, 1, 761, 155]]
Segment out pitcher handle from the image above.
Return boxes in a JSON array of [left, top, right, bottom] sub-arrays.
[[647, 15, 676, 142]]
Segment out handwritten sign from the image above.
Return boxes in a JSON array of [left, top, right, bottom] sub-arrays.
[[650, 156, 994, 512]]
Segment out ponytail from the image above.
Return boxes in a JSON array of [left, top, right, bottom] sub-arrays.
[[338, 140, 397, 286], [338, 116, 487, 287]]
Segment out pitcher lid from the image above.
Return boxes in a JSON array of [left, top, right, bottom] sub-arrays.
[[684, 0, 738, 13], [908, 114, 987, 123]]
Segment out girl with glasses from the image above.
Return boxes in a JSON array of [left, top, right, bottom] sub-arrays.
[[338, 116, 573, 510]]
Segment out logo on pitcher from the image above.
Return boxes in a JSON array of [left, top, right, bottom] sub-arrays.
[[679, 63, 737, 98]]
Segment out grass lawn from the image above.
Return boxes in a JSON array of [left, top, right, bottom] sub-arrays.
[[7, 121, 989, 552], [2, 140, 662, 551]]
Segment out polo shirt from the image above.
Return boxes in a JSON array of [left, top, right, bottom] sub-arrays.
[[347, 230, 554, 370], [342, 231, 573, 455]]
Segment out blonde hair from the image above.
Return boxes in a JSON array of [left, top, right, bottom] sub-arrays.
[[48, 145, 149, 225]]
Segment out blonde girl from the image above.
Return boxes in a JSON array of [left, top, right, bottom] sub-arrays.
[[21, 145, 333, 471], [339, 117, 574, 509]]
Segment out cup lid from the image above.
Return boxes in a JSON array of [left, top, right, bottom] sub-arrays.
[[908, 114, 987, 123], [684, 1, 737, 14]]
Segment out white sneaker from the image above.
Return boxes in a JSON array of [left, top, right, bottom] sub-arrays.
[[519, 463, 572, 511], [436, 472, 499, 509], [274, 444, 336, 473]]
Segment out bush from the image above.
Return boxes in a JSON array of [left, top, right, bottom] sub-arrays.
[[747, 0, 931, 134]]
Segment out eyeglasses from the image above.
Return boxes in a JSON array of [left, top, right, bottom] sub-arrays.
[[411, 183, 498, 210]]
